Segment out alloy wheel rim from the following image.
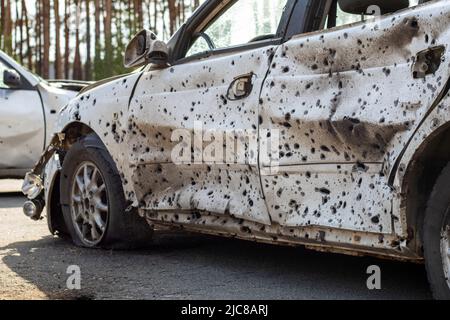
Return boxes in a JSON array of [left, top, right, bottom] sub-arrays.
[[70, 161, 108, 246], [441, 208, 450, 290]]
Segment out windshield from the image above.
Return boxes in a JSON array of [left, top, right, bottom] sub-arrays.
[[23, 65, 46, 83]]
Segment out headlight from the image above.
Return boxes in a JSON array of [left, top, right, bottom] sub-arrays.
[[22, 172, 44, 199]]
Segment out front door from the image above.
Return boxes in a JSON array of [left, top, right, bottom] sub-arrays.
[[128, 0, 291, 225], [0, 59, 44, 173]]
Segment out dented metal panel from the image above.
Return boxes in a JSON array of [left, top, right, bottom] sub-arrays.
[[55, 72, 144, 206], [260, 163, 393, 234], [127, 47, 276, 225], [259, 1, 450, 235], [38, 82, 78, 143]]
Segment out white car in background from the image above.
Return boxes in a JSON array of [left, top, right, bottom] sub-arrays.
[[0, 50, 90, 178]]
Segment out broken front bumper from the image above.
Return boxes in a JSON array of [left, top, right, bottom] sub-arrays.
[[22, 134, 64, 220]]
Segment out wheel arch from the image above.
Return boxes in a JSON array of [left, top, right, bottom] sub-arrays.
[[401, 122, 450, 254], [60, 121, 99, 148], [46, 121, 104, 235]]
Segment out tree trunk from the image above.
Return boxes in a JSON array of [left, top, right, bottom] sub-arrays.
[[153, 0, 157, 35], [54, 0, 62, 79], [3, 0, 12, 55], [19, 0, 24, 63], [134, 0, 143, 31], [35, 0, 42, 74], [168, 0, 176, 35], [104, 0, 113, 77], [73, 0, 82, 80], [94, 0, 101, 79], [14, 0, 18, 60], [85, 0, 92, 80], [146, 0, 152, 30], [64, 0, 70, 78], [0, 0, 4, 49], [128, 0, 134, 36], [42, 0, 50, 78], [22, 0, 32, 69]]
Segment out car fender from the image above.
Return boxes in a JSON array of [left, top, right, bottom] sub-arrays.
[[389, 90, 450, 237], [52, 71, 144, 207], [392, 91, 450, 191], [37, 82, 78, 144], [43, 153, 62, 234]]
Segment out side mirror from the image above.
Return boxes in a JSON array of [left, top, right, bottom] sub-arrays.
[[3, 69, 21, 88], [338, 0, 410, 15], [123, 29, 169, 68]]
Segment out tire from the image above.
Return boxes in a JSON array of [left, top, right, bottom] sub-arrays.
[[60, 134, 153, 249], [424, 163, 450, 300]]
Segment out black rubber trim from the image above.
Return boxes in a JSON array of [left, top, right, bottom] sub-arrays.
[[128, 71, 145, 110]]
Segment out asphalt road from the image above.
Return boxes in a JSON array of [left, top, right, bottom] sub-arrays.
[[0, 179, 432, 300]]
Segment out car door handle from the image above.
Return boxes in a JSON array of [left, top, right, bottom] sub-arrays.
[[227, 73, 255, 101]]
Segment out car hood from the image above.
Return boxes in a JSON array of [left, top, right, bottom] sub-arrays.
[[78, 66, 145, 96], [38, 81, 78, 111], [78, 74, 132, 96], [47, 79, 93, 92]]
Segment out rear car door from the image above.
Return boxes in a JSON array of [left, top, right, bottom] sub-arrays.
[[0, 58, 44, 174], [127, 0, 293, 225], [259, 0, 450, 234]]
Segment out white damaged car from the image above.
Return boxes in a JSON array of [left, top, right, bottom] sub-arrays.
[[22, 0, 450, 299], [0, 50, 90, 178]]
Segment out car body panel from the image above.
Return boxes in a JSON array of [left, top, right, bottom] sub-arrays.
[[46, 79, 94, 92], [37, 81, 78, 143], [391, 90, 450, 238], [23, 0, 450, 261], [43, 152, 62, 234], [0, 89, 44, 170], [127, 47, 277, 225], [259, 1, 450, 236], [55, 72, 145, 204]]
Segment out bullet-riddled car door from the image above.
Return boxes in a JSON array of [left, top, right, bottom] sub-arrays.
[[128, 0, 290, 225], [259, 0, 450, 234]]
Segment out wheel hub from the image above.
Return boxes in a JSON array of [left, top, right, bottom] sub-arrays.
[[70, 161, 108, 246]]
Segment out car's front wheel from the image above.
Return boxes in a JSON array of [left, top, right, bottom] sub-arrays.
[[60, 134, 153, 249], [424, 163, 450, 300]]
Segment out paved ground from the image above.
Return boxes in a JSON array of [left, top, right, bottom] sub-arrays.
[[0, 179, 432, 300]]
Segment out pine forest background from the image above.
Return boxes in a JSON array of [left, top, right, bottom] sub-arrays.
[[0, 0, 205, 80]]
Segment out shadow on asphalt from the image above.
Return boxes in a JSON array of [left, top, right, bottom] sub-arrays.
[[0, 193, 25, 209], [0, 181, 434, 299], [1, 229, 433, 300], [0, 192, 24, 197]]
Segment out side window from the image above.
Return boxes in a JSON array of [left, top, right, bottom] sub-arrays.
[[187, 0, 289, 57], [325, 0, 421, 29]]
